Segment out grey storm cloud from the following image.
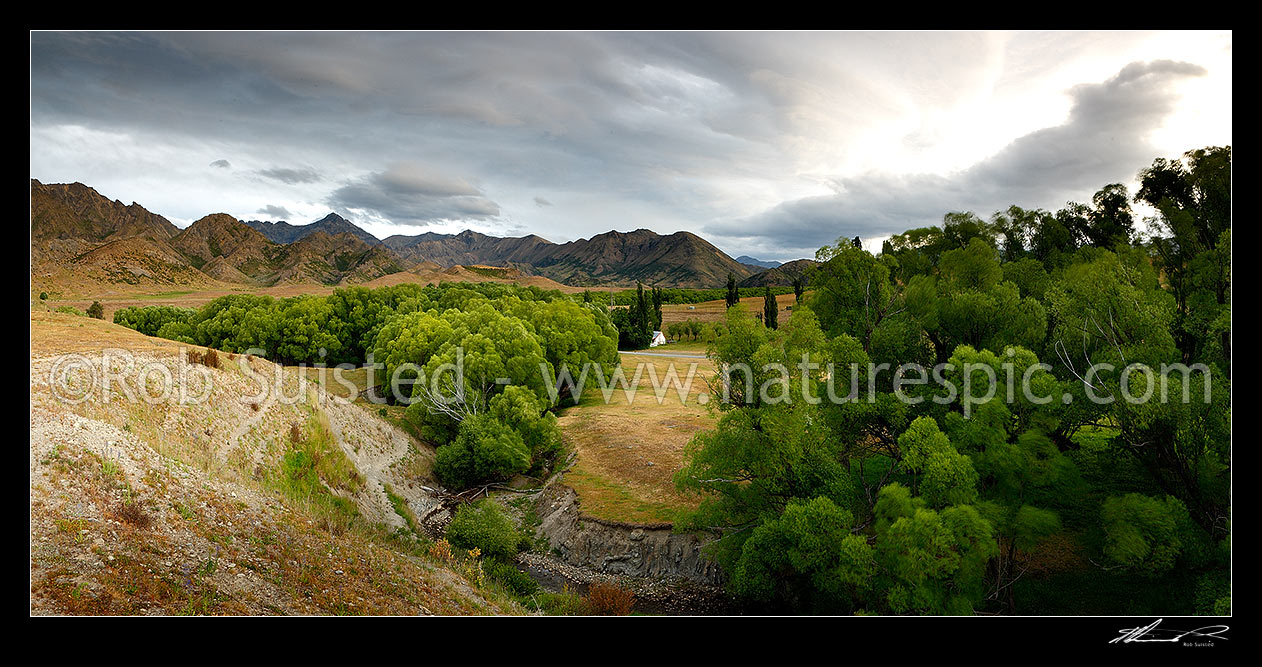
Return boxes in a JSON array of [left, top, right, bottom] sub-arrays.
[[257, 167, 321, 184], [328, 162, 501, 225], [534, 197, 553, 207], [209, 159, 231, 168], [257, 204, 293, 219], [703, 59, 1208, 260], [28, 32, 779, 185]]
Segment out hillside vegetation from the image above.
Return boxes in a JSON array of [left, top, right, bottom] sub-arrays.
[[29, 311, 522, 615]]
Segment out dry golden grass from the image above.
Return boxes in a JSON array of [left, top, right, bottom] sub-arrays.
[[556, 295, 805, 524], [32, 465, 507, 615], [34, 273, 804, 327], [556, 348, 718, 524], [661, 292, 803, 326], [362, 265, 585, 294], [293, 366, 374, 401], [30, 310, 194, 357]]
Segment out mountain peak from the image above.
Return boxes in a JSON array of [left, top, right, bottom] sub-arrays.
[[736, 255, 782, 269], [191, 212, 242, 227], [316, 212, 349, 224], [243, 213, 380, 245]]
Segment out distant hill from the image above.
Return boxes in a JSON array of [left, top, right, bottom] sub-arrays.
[[739, 258, 819, 288], [363, 262, 580, 293], [173, 215, 402, 286], [386, 228, 754, 288], [273, 231, 403, 285], [529, 229, 753, 288], [243, 213, 381, 246], [170, 213, 295, 285], [735, 255, 781, 270], [383, 229, 553, 267]]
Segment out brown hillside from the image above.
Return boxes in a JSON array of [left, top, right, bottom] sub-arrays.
[[278, 231, 404, 285], [31, 179, 195, 285], [385, 227, 754, 288], [531, 229, 754, 288], [170, 213, 281, 275], [68, 236, 209, 286], [29, 311, 519, 616], [31, 179, 181, 243], [738, 258, 819, 288], [383, 229, 552, 267]]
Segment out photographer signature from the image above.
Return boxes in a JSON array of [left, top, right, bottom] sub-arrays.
[[1110, 619, 1229, 644]]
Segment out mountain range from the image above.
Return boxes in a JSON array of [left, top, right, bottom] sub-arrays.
[[737, 258, 818, 288], [243, 213, 382, 246], [735, 255, 781, 270], [30, 180, 804, 290]]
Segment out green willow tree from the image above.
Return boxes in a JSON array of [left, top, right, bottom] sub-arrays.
[[1136, 146, 1232, 372], [675, 146, 1230, 616]]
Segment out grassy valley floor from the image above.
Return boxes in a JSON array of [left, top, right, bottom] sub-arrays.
[[555, 342, 717, 525]]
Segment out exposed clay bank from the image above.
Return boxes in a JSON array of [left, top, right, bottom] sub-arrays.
[[534, 484, 725, 586]]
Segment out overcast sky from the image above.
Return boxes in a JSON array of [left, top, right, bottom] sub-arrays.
[[30, 31, 1231, 262]]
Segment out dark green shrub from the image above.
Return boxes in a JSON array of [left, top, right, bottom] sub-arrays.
[[536, 588, 591, 615], [485, 559, 538, 597], [445, 500, 523, 562], [87, 301, 105, 320], [113, 305, 195, 337], [434, 414, 530, 489]]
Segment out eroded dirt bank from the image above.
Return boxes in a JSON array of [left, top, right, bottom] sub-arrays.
[[535, 484, 724, 585], [524, 483, 738, 613]]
